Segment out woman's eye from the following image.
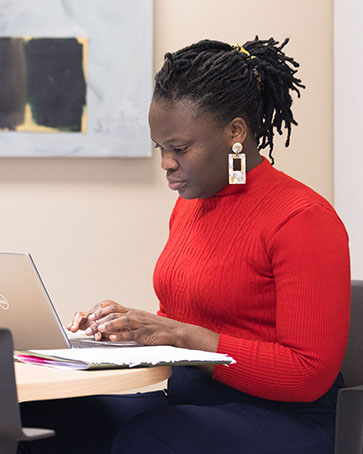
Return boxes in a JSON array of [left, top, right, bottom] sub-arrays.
[[173, 147, 188, 154], [153, 143, 187, 154]]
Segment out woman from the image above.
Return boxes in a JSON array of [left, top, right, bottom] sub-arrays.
[[19, 38, 350, 454]]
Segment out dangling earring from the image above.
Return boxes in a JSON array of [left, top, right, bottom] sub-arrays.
[[229, 142, 246, 184]]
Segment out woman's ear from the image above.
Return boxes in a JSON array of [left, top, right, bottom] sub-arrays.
[[230, 117, 248, 144]]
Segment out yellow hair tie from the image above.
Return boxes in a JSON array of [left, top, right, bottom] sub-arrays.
[[232, 43, 262, 92], [232, 43, 255, 59]]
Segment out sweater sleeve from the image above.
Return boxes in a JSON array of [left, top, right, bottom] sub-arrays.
[[213, 204, 350, 402], [156, 197, 182, 318]]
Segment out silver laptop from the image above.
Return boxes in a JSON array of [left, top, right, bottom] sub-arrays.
[[0, 251, 140, 350]]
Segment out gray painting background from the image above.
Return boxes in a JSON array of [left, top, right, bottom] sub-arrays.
[[0, 0, 153, 157]]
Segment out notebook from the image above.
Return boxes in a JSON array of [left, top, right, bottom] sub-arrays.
[[0, 251, 140, 350]]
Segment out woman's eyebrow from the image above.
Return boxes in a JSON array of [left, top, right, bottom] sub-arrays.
[[164, 137, 187, 145], [151, 138, 186, 147]]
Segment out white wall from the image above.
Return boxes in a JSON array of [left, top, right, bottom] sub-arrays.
[[334, 0, 363, 279]]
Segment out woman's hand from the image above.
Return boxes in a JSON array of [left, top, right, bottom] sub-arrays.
[[76, 300, 220, 354], [67, 300, 220, 373], [65, 300, 121, 340], [81, 300, 184, 345]]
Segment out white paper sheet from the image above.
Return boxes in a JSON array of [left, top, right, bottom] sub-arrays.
[[29, 345, 235, 369]]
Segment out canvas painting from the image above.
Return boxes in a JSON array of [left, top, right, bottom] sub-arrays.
[[0, 0, 153, 157]]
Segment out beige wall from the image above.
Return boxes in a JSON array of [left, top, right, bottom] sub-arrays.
[[0, 0, 333, 323]]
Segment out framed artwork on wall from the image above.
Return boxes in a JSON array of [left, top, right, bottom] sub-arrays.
[[0, 0, 153, 157]]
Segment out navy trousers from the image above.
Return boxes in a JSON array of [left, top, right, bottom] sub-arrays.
[[18, 367, 343, 454]]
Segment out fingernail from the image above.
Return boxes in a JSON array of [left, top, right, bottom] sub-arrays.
[[98, 324, 106, 332], [85, 328, 92, 335], [88, 313, 95, 320]]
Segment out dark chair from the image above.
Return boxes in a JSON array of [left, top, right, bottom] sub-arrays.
[[335, 280, 363, 454], [0, 328, 55, 454]]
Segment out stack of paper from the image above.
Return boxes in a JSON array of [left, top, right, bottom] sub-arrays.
[[14, 346, 235, 370]]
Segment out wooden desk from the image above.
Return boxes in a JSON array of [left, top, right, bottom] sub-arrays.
[[15, 363, 172, 402]]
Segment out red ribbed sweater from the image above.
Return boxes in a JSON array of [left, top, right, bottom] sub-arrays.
[[154, 158, 350, 402]]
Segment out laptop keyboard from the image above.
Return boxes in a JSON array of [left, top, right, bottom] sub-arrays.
[[69, 338, 141, 348]]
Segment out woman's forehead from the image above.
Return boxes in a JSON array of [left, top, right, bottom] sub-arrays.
[[149, 98, 197, 120], [149, 98, 217, 139]]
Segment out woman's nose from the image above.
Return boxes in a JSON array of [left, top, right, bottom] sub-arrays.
[[161, 150, 179, 171]]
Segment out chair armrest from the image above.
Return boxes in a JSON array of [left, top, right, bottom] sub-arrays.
[[20, 427, 55, 441], [335, 385, 363, 454], [341, 385, 363, 392]]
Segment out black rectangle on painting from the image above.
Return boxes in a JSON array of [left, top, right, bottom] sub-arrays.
[[0, 38, 27, 130], [25, 38, 86, 132], [233, 158, 242, 171], [0, 37, 86, 133]]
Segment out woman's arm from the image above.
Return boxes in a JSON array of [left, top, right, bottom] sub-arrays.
[[69, 302, 219, 373], [214, 204, 350, 401]]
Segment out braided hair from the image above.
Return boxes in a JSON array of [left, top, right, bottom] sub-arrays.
[[153, 37, 305, 164]]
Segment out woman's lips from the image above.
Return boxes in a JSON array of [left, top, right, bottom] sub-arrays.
[[167, 180, 187, 191]]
